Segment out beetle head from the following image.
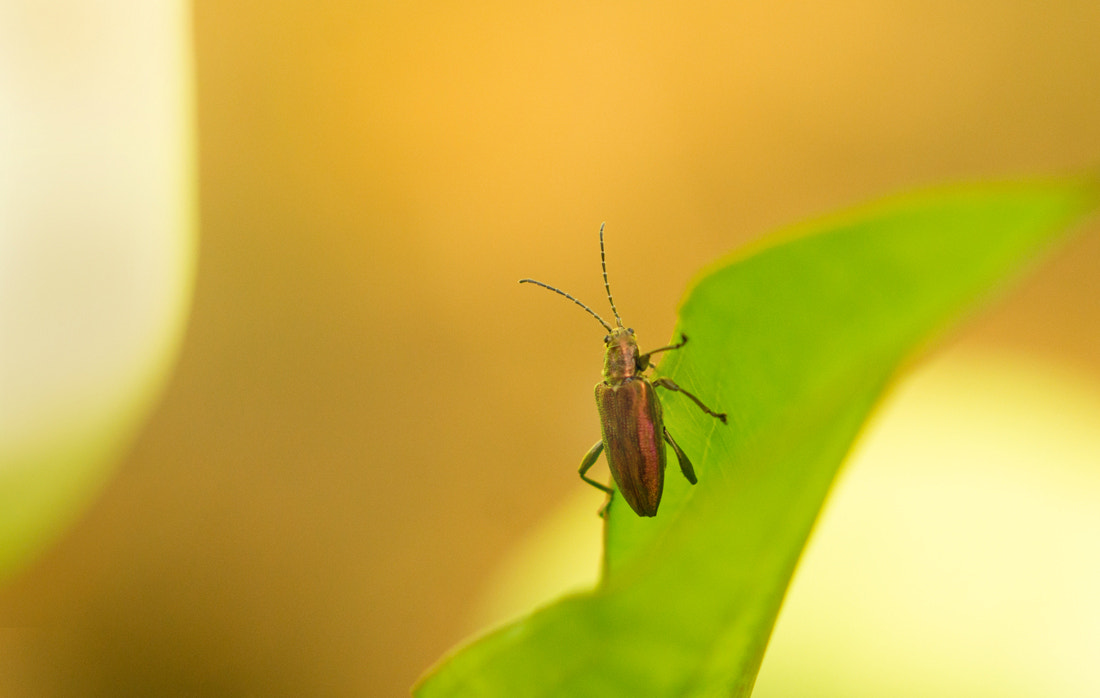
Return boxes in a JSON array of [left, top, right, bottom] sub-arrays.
[[603, 327, 638, 381]]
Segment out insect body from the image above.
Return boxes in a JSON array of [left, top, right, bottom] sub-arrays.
[[520, 224, 727, 517]]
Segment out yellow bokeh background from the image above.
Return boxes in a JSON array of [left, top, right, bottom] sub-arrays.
[[3, 1, 1100, 695]]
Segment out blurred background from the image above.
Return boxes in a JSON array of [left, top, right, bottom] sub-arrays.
[[2, 1, 1100, 696]]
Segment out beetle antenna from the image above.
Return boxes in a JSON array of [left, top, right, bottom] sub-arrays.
[[599, 222, 624, 328], [519, 279, 613, 333]]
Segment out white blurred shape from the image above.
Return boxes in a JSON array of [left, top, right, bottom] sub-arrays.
[[0, 2, 195, 578]]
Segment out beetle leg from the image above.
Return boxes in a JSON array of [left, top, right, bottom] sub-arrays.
[[579, 440, 614, 495], [652, 377, 728, 423], [579, 440, 614, 517], [637, 333, 689, 371], [664, 428, 697, 484]]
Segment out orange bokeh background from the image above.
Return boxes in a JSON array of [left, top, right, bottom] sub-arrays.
[[3, 2, 1099, 695]]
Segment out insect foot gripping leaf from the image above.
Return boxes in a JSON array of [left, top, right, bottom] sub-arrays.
[[417, 177, 1099, 698], [521, 223, 727, 518]]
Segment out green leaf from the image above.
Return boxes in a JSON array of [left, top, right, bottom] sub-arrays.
[[415, 177, 1099, 698]]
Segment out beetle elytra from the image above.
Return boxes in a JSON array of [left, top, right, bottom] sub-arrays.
[[520, 223, 727, 517]]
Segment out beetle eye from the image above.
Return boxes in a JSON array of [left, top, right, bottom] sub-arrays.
[[627, 328, 635, 334], [604, 335, 611, 343]]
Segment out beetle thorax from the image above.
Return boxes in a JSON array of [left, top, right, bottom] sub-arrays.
[[602, 327, 639, 383]]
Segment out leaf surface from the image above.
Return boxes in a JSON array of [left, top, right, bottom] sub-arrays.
[[416, 177, 1099, 698]]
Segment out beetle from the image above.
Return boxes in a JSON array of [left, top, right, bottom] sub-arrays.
[[520, 223, 727, 517]]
